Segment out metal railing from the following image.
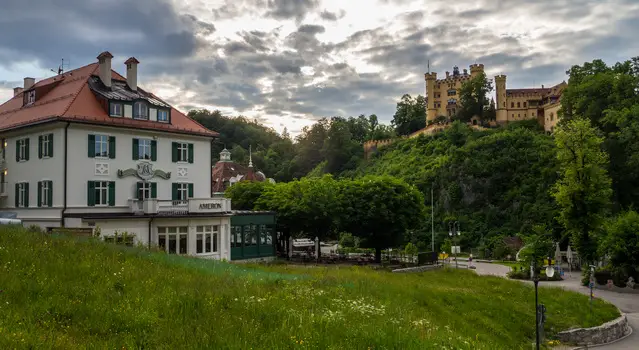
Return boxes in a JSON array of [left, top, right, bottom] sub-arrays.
[[157, 200, 189, 215]]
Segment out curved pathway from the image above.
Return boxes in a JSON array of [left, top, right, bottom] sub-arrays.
[[469, 262, 638, 349]]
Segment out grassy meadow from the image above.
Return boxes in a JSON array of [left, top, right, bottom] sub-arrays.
[[0, 227, 619, 349]]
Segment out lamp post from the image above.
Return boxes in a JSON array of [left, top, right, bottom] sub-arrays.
[[448, 221, 461, 268], [531, 256, 554, 350]]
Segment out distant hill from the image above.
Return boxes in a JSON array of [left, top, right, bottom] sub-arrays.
[[343, 120, 562, 254]]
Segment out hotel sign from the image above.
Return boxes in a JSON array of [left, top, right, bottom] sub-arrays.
[[199, 202, 222, 210]]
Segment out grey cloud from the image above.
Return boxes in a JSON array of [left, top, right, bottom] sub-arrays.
[[319, 9, 345, 21], [0, 0, 211, 70], [265, 0, 320, 22], [297, 24, 325, 35]]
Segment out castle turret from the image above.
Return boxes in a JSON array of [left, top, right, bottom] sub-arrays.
[[495, 75, 507, 124], [470, 64, 484, 78], [424, 72, 438, 123]]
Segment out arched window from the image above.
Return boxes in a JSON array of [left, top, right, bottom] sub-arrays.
[[523, 102, 527, 108], [134, 101, 148, 120], [517, 102, 521, 108], [550, 112, 554, 121]]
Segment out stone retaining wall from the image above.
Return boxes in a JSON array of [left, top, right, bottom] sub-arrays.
[[392, 265, 443, 273], [556, 314, 630, 346]]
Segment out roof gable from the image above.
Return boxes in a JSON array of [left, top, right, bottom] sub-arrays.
[[0, 60, 217, 137]]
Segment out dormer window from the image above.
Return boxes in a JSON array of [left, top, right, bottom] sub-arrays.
[[157, 109, 169, 122], [110, 102, 123, 117], [24, 90, 36, 106], [134, 101, 148, 120]]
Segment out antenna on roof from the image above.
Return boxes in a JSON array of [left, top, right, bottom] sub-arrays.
[[50, 58, 69, 75], [427, 60, 430, 73]]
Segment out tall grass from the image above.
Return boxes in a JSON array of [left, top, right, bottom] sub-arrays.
[[0, 227, 619, 349]]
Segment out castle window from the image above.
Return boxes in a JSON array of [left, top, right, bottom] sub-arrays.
[[511, 102, 514, 108], [503, 102, 506, 108], [550, 113, 554, 121], [517, 102, 521, 108], [523, 102, 527, 108], [518, 114, 521, 118], [447, 89, 456, 96]]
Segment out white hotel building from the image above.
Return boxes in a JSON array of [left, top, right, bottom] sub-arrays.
[[0, 51, 237, 260]]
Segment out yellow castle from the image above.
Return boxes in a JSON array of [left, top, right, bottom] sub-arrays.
[[424, 63, 566, 133], [363, 64, 567, 159]]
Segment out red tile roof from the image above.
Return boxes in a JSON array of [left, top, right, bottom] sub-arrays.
[[0, 61, 218, 137], [211, 161, 266, 193]]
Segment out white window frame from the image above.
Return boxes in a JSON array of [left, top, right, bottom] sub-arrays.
[[134, 102, 148, 120], [95, 134, 109, 158], [94, 181, 109, 206], [17, 182, 27, 207], [40, 181, 50, 206], [26, 90, 35, 105], [196, 225, 219, 254], [178, 142, 188, 162], [157, 110, 168, 122], [17, 138, 27, 161], [176, 183, 188, 201], [41, 134, 51, 158], [138, 182, 151, 200], [110, 103, 123, 117], [139, 139, 152, 160], [157, 226, 188, 254]]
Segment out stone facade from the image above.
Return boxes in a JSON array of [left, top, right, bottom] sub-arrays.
[[556, 314, 630, 346]]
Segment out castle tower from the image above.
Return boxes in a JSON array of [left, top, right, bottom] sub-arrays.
[[424, 72, 438, 123], [469, 64, 484, 78], [494, 75, 507, 124]]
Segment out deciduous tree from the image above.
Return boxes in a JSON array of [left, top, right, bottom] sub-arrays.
[[552, 118, 612, 264]]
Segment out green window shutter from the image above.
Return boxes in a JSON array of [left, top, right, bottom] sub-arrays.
[[14, 183, 19, 207], [108, 136, 116, 159], [151, 182, 157, 199], [151, 140, 157, 161], [37, 181, 42, 207], [38, 135, 43, 159], [136, 182, 142, 200], [88, 135, 95, 158], [87, 181, 95, 206], [15, 140, 19, 162], [171, 142, 178, 162], [48, 133, 54, 157], [172, 183, 178, 200], [188, 143, 194, 163], [24, 182, 29, 207], [188, 183, 194, 198], [47, 180, 53, 207], [108, 181, 116, 206], [25, 138, 30, 161], [132, 138, 139, 160]]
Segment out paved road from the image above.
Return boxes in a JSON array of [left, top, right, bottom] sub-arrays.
[[468, 262, 638, 349]]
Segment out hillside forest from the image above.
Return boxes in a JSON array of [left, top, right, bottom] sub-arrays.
[[190, 57, 639, 282]]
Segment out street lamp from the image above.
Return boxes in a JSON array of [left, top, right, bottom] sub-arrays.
[[448, 221, 461, 268], [531, 257, 553, 350]]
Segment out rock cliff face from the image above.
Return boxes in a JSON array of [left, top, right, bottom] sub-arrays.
[[557, 314, 630, 346]]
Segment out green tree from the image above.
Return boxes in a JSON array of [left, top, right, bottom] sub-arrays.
[[518, 225, 554, 270], [225, 181, 272, 210], [456, 72, 494, 123], [552, 118, 612, 264], [341, 176, 425, 262], [404, 242, 418, 262], [391, 94, 427, 136], [600, 210, 639, 282]]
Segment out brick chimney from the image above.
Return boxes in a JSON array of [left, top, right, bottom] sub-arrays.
[[124, 57, 140, 91], [97, 51, 113, 88], [23, 77, 35, 90], [13, 87, 23, 96]]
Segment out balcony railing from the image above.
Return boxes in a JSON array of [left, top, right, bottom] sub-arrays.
[[128, 198, 232, 215]]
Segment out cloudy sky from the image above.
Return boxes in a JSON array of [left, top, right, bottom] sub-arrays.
[[1, 0, 638, 136]]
